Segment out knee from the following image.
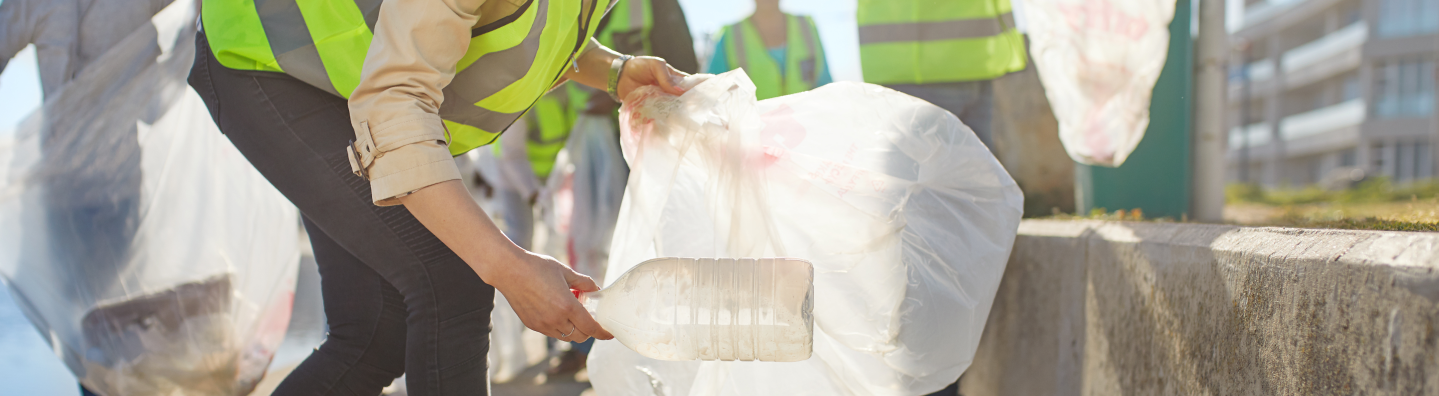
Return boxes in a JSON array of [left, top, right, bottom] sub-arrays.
[[318, 293, 408, 378], [315, 321, 406, 380]]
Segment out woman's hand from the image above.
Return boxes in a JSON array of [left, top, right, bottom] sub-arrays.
[[617, 56, 688, 100], [398, 180, 613, 343], [488, 249, 613, 343]]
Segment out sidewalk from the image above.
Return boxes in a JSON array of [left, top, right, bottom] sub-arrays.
[[249, 320, 594, 396]]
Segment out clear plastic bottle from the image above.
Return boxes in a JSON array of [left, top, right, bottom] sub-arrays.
[[581, 257, 814, 362]]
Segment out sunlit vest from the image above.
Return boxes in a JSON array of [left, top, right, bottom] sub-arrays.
[[857, 0, 1026, 84], [720, 14, 827, 100]]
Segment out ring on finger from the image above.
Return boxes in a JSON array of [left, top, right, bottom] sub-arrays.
[[560, 324, 575, 338]]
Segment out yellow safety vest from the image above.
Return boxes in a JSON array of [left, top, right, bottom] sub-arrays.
[[200, 0, 611, 155], [857, 0, 1026, 84], [719, 14, 827, 100]]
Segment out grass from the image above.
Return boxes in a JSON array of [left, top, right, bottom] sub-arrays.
[[1224, 178, 1439, 232], [1040, 178, 1439, 232], [1045, 207, 1173, 222], [1287, 217, 1439, 232], [1226, 178, 1439, 206]]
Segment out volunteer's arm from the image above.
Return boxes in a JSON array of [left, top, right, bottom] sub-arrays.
[[348, 0, 610, 342]]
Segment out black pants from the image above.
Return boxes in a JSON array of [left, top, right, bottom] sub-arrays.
[[189, 32, 494, 396], [925, 380, 961, 396]]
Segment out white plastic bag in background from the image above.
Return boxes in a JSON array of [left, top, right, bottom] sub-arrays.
[[541, 113, 629, 283], [589, 70, 1024, 396], [0, 2, 300, 395], [538, 146, 575, 263], [1026, 0, 1176, 166]]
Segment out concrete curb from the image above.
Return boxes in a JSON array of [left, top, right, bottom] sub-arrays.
[[963, 220, 1439, 395]]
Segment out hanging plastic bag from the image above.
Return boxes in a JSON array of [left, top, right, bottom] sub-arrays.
[[588, 70, 1023, 396], [0, 2, 301, 395], [1025, 0, 1177, 166]]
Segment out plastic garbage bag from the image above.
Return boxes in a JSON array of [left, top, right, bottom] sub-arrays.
[[0, 2, 301, 395], [541, 113, 629, 283], [1025, 0, 1177, 166], [588, 70, 1023, 396]]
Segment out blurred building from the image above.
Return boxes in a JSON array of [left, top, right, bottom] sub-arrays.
[[1228, 0, 1437, 187]]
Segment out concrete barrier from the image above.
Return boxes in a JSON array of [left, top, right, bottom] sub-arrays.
[[962, 220, 1439, 395]]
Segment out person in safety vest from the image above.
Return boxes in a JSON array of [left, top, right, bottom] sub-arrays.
[[705, 0, 832, 100], [486, 0, 698, 376], [492, 85, 588, 220], [189, 0, 688, 392], [857, 0, 1026, 151]]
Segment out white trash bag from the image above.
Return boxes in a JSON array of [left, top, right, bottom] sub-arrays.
[[1025, 0, 1177, 166], [588, 70, 1023, 396], [0, 2, 300, 395]]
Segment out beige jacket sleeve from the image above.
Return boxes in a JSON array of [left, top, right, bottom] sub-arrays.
[[346, 0, 487, 206]]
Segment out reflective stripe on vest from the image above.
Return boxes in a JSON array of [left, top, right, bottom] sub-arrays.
[[723, 15, 826, 101], [202, 0, 609, 156], [858, 12, 1015, 44], [857, 0, 1026, 84]]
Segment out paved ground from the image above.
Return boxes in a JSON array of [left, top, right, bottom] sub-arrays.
[[490, 360, 594, 396], [252, 293, 590, 396], [251, 332, 593, 396]]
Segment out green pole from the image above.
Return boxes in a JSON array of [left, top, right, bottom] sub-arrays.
[[1074, 0, 1195, 219]]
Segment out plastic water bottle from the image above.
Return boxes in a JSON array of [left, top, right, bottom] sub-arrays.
[[581, 257, 814, 362]]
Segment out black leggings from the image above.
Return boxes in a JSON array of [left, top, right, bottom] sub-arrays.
[[189, 32, 494, 396]]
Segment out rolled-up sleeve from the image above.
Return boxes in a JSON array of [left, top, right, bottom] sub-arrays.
[[347, 0, 487, 206]]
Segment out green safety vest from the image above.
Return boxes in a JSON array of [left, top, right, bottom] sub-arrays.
[[506, 0, 651, 179], [720, 14, 827, 101], [505, 83, 588, 180], [200, 0, 611, 156], [857, 0, 1026, 85]]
